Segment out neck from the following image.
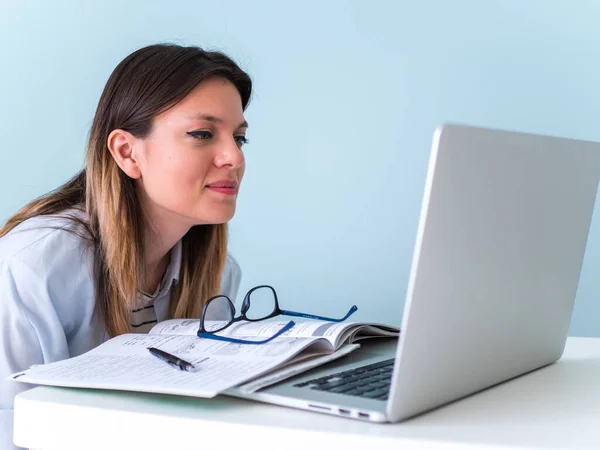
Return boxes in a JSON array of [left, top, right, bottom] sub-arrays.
[[143, 251, 170, 296], [142, 206, 191, 295]]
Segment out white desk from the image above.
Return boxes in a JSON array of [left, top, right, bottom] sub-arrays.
[[13, 337, 600, 450]]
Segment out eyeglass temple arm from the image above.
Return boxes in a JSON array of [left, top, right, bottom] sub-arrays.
[[197, 321, 295, 345], [279, 305, 358, 323]]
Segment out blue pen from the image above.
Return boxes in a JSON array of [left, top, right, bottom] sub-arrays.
[[148, 347, 197, 373]]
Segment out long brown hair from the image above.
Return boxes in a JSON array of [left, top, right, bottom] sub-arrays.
[[0, 44, 252, 337]]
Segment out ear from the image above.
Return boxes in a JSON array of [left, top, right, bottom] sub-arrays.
[[107, 129, 142, 179]]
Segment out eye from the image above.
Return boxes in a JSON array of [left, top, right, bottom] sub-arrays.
[[235, 135, 249, 147], [187, 130, 213, 140]]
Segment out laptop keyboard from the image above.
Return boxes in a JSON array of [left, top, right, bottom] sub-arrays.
[[293, 358, 394, 401]]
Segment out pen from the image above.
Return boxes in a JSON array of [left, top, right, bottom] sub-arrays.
[[147, 347, 197, 373]]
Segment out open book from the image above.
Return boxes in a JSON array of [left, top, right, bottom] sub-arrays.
[[10, 318, 399, 398]]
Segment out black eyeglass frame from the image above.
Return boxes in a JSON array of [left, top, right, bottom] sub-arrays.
[[197, 285, 358, 345]]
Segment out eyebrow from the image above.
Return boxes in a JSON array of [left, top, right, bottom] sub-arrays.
[[191, 114, 248, 129]]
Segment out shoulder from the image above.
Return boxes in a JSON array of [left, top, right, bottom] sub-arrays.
[[0, 209, 97, 335], [0, 208, 93, 266], [225, 252, 241, 274], [0, 209, 96, 299]]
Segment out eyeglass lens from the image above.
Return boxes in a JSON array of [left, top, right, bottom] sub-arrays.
[[244, 287, 278, 321], [203, 296, 234, 332]]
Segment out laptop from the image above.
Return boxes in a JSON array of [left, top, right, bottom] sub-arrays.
[[226, 123, 600, 422]]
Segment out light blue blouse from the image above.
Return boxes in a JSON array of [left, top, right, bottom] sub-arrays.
[[0, 211, 241, 449]]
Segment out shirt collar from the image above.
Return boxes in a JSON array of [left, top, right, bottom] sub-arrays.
[[139, 239, 183, 302], [164, 239, 182, 287]]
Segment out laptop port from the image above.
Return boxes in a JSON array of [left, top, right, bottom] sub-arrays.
[[358, 412, 370, 419], [338, 408, 351, 415]]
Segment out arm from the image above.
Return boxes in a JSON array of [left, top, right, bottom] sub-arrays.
[[0, 259, 69, 450]]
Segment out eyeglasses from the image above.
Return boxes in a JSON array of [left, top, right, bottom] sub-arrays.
[[197, 284, 358, 345]]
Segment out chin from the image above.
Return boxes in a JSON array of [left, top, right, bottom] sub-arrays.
[[183, 202, 236, 226], [194, 211, 235, 225]]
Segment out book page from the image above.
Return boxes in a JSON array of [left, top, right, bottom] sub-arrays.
[[225, 320, 355, 348], [10, 332, 329, 398], [149, 318, 225, 336], [150, 318, 398, 349]]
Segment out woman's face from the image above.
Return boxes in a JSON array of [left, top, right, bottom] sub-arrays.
[[135, 76, 247, 228]]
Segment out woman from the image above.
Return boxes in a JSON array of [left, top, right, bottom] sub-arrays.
[[0, 43, 251, 448]]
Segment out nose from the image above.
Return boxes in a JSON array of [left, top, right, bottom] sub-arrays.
[[214, 137, 245, 168]]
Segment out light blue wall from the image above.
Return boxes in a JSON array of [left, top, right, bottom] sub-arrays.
[[1, 0, 599, 335]]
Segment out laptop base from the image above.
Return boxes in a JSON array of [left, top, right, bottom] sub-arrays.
[[224, 339, 397, 422]]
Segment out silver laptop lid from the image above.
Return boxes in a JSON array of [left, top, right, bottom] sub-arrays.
[[388, 124, 600, 421]]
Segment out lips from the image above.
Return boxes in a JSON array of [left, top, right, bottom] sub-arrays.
[[206, 180, 238, 189], [206, 179, 239, 196]]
